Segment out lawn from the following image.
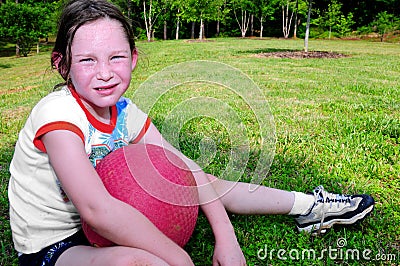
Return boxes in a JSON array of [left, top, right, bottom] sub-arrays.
[[0, 38, 399, 265]]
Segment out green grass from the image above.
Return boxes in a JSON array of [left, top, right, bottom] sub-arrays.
[[1, 38, 399, 265]]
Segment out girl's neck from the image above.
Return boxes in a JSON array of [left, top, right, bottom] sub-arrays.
[[81, 100, 111, 124], [67, 84, 112, 125]]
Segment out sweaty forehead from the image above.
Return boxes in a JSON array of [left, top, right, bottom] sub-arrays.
[[72, 18, 127, 49]]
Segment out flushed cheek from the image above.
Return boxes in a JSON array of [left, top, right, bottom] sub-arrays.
[[70, 66, 95, 82], [114, 63, 133, 79]]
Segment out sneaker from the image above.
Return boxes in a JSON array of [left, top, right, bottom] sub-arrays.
[[294, 185, 374, 235]]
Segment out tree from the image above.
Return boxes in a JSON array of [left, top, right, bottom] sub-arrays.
[[215, 0, 230, 37], [293, 0, 298, 38], [180, 0, 203, 39], [254, 0, 279, 38], [304, 0, 312, 52], [335, 12, 354, 37], [231, 0, 255, 37], [170, 0, 183, 40], [142, 0, 160, 41], [325, 0, 341, 39], [371, 11, 396, 41], [281, 0, 295, 38], [0, 1, 53, 57], [180, 0, 223, 40], [112, 0, 137, 25], [314, 0, 354, 38]]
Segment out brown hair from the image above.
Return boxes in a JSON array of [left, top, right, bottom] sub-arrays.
[[51, 0, 135, 82]]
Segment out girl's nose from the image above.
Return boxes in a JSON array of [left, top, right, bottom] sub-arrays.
[[96, 62, 114, 80]]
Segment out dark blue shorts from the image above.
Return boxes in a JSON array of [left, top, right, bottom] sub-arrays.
[[18, 230, 90, 266]]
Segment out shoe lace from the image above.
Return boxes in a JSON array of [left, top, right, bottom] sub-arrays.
[[313, 185, 351, 234]]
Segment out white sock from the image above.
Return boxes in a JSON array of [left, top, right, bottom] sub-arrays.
[[288, 191, 315, 215]]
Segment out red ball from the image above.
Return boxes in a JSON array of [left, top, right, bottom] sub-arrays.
[[82, 143, 199, 247]]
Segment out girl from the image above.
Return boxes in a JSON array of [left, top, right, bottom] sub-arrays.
[[8, 0, 374, 265]]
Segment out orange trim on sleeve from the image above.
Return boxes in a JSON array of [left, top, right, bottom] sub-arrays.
[[33, 122, 85, 152], [132, 117, 152, 144]]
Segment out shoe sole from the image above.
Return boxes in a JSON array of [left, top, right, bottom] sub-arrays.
[[297, 204, 374, 235]]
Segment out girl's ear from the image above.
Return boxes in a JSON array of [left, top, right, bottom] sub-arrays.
[[51, 52, 62, 70], [131, 49, 138, 71], [51, 52, 68, 80]]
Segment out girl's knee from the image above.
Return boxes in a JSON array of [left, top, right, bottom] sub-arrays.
[[111, 248, 168, 266], [56, 246, 168, 266]]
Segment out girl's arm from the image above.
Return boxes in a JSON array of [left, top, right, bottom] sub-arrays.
[[42, 129, 193, 265], [140, 123, 246, 265]]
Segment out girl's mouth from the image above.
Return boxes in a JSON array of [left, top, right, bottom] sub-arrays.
[[94, 84, 116, 91]]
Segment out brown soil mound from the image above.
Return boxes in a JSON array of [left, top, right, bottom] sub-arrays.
[[255, 51, 349, 59]]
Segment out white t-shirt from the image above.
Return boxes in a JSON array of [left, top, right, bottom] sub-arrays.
[[8, 86, 150, 254]]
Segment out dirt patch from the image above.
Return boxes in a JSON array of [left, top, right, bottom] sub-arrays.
[[184, 39, 215, 43], [255, 51, 349, 59], [0, 85, 38, 95]]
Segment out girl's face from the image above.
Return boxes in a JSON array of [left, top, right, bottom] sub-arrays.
[[69, 18, 137, 114]]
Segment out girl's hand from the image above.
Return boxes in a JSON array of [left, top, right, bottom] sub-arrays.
[[213, 239, 246, 266]]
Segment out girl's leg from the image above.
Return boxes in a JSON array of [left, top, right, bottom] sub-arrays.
[[208, 174, 375, 235], [208, 174, 296, 215], [56, 245, 168, 266]]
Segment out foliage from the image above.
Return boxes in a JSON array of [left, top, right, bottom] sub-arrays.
[[336, 12, 354, 36], [1, 38, 399, 265], [370, 11, 398, 41], [324, 0, 342, 38], [230, 0, 257, 37], [177, 0, 226, 39], [313, 0, 354, 38], [1, 0, 399, 46], [0, 1, 56, 57]]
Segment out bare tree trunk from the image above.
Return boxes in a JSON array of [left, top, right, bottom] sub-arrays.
[[191, 22, 195, 39], [176, 9, 180, 40], [293, 0, 298, 38], [234, 9, 250, 38], [242, 10, 249, 37], [199, 17, 204, 40], [216, 20, 220, 37], [282, 1, 294, 38], [260, 16, 264, 38], [304, 0, 312, 52], [164, 20, 167, 40], [251, 14, 254, 36], [143, 0, 153, 42], [16, 41, 20, 57]]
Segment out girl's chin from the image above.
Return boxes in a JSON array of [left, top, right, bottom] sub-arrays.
[[96, 100, 119, 108], [95, 93, 122, 104], [83, 97, 119, 110]]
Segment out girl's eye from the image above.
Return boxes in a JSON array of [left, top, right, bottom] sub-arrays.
[[111, 55, 125, 61], [80, 58, 93, 63]]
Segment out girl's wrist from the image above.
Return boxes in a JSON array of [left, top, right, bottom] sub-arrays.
[[212, 220, 237, 244]]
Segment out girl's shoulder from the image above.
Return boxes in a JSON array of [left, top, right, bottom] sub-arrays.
[[34, 86, 78, 109], [30, 86, 84, 121], [116, 96, 143, 114]]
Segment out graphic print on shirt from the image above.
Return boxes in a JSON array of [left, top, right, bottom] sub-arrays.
[[88, 100, 131, 167]]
